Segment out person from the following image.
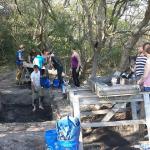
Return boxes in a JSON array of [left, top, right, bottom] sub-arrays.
[[70, 49, 81, 87], [16, 44, 25, 84], [138, 47, 150, 91], [30, 65, 44, 111], [135, 44, 147, 81], [28, 48, 36, 64], [49, 51, 63, 87], [33, 52, 44, 70], [41, 49, 48, 64]]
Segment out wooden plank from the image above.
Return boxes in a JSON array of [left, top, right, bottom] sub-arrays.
[[102, 103, 126, 122], [81, 109, 110, 116], [95, 84, 140, 97], [79, 97, 143, 105], [68, 91, 74, 104], [69, 91, 75, 116], [81, 108, 130, 116], [96, 84, 140, 91], [98, 93, 143, 97], [77, 93, 143, 99], [97, 90, 139, 97], [131, 101, 138, 120], [82, 119, 146, 128], [143, 93, 150, 142], [69, 88, 90, 92], [71, 96, 83, 150], [74, 91, 93, 95]]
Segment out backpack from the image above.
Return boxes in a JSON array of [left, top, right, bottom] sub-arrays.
[[40, 77, 51, 88], [16, 50, 23, 65]]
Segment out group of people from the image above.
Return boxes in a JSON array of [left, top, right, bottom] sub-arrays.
[[134, 42, 150, 91], [16, 45, 81, 111]]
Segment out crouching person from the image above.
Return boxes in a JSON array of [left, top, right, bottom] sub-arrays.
[[31, 65, 44, 112]]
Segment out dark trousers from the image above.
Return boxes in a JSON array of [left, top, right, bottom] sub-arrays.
[[72, 67, 80, 87], [57, 66, 63, 87]]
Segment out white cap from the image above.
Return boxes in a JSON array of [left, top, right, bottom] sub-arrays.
[[42, 66, 46, 69]]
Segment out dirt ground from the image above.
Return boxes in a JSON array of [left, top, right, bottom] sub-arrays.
[[0, 69, 142, 150]]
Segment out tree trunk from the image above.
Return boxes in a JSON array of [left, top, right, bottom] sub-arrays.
[[91, 49, 99, 78], [119, 0, 150, 71], [81, 0, 106, 78]]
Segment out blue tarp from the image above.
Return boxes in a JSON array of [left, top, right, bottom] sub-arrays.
[[56, 116, 80, 141]]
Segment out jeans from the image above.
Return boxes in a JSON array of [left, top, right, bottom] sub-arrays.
[[72, 67, 80, 87], [144, 87, 150, 92]]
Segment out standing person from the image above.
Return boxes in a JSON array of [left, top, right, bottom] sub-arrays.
[[135, 42, 150, 81], [28, 48, 36, 64], [138, 47, 150, 91], [31, 65, 44, 111], [33, 52, 44, 70], [49, 51, 64, 88], [16, 44, 25, 84], [70, 49, 81, 87], [42, 49, 48, 65]]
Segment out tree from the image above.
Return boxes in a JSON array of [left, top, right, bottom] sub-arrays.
[[119, 0, 150, 71]]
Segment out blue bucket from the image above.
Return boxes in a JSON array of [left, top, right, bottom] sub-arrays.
[[45, 129, 58, 150], [53, 79, 60, 88], [58, 140, 79, 150]]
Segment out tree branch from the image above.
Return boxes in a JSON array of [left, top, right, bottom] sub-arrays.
[[14, 0, 22, 15]]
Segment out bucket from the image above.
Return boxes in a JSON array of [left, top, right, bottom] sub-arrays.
[[53, 79, 60, 88], [58, 140, 79, 150], [45, 129, 58, 150]]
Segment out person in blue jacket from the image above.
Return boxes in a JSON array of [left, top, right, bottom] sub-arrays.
[[16, 44, 25, 84]]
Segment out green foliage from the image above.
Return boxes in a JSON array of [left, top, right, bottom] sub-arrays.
[[0, 18, 15, 65], [0, 0, 148, 75]]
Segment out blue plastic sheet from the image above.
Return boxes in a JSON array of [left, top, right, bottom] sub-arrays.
[[56, 116, 80, 141]]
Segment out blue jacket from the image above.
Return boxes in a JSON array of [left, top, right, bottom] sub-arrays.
[[16, 50, 24, 65]]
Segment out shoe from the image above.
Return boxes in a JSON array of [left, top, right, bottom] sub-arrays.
[[32, 106, 36, 112], [39, 105, 44, 110]]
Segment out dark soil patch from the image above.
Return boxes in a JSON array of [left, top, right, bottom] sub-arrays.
[[0, 103, 52, 123], [83, 128, 140, 150]]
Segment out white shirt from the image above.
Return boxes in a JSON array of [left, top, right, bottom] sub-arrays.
[[30, 70, 41, 90]]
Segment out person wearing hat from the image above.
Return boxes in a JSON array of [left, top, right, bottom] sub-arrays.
[[31, 65, 44, 111], [16, 44, 25, 84]]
